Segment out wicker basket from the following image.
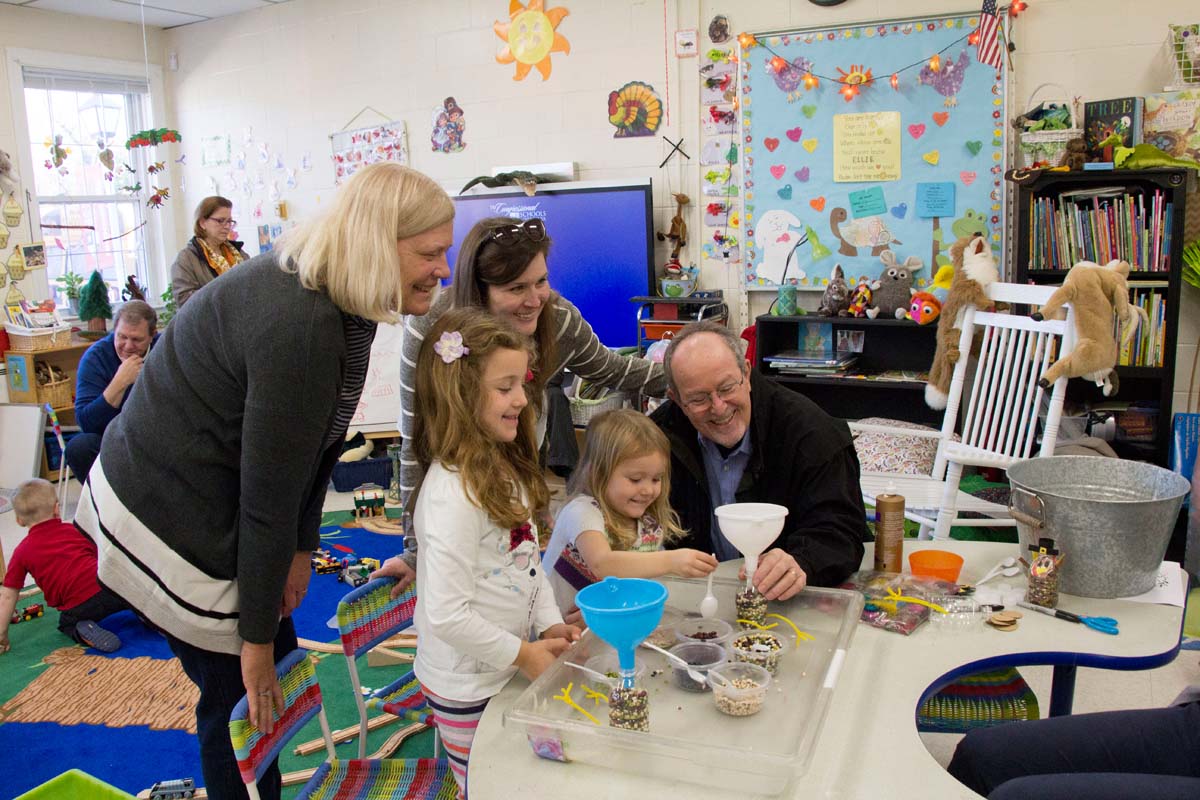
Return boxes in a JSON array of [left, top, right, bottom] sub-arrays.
[[37, 377, 73, 409], [1017, 83, 1082, 168], [4, 322, 72, 352], [566, 376, 626, 426]]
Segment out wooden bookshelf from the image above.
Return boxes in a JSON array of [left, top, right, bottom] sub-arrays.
[[1014, 168, 1188, 467]]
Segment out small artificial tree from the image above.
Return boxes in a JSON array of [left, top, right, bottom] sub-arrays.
[[159, 284, 177, 327], [77, 270, 113, 333]]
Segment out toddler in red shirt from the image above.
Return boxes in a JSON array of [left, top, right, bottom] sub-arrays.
[[0, 479, 131, 653]]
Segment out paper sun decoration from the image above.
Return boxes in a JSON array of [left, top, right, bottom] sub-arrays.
[[494, 0, 570, 81]]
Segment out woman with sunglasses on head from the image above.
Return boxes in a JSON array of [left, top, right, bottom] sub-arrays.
[[376, 216, 668, 593], [170, 195, 249, 308]]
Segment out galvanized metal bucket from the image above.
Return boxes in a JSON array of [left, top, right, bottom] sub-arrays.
[[1007, 456, 1190, 598]]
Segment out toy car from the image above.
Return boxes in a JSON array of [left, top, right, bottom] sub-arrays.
[[149, 777, 196, 798], [10, 603, 44, 624], [359, 557, 381, 572], [313, 556, 340, 575], [338, 562, 371, 587]]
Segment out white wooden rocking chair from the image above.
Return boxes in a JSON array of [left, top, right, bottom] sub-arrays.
[[855, 282, 1077, 539]]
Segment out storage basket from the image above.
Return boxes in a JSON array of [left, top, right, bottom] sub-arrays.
[[37, 376, 72, 410], [4, 322, 72, 352], [331, 455, 390, 493], [565, 376, 626, 426], [1016, 83, 1082, 168]]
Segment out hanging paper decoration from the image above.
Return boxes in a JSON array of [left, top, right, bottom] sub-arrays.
[[44, 135, 69, 171], [147, 161, 166, 175], [608, 81, 663, 138], [836, 64, 873, 101], [4, 192, 24, 228], [96, 140, 115, 180], [917, 50, 970, 107], [147, 187, 169, 208], [125, 128, 181, 149], [431, 97, 467, 153], [493, 0, 571, 81], [708, 14, 730, 44]]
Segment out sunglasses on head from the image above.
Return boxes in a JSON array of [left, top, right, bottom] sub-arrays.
[[489, 218, 547, 246]]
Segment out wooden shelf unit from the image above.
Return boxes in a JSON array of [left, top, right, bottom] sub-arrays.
[[4, 335, 93, 478], [1013, 168, 1188, 467]]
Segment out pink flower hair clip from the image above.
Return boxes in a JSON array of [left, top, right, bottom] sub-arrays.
[[433, 330, 470, 364]]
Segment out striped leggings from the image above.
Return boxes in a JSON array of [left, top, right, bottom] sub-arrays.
[[423, 686, 492, 799]]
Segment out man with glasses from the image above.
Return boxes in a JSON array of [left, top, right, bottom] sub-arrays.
[[650, 321, 866, 599]]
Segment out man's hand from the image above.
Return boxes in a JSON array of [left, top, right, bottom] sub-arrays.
[[514, 638, 571, 681], [669, 548, 719, 578], [241, 640, 282, 733], [103, 355, 144, 407], [539, 623, 582, 644], [369, 556, 416, 597], [280, 551, 312, 618], [739, 548, 807, 601]]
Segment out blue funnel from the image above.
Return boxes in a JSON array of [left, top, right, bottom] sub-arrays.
[[576, 577, 667, 688]]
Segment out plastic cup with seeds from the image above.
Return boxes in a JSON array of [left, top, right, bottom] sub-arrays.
[[709, 662, 771, 717], [730, 629, 790, 675], [675, 617, 734, 647], [645, 606, 684, 649], [667, 641, 726, 692]]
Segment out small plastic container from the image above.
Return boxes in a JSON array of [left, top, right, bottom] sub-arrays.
[[909, 550, 965, 583], [675, 617, 734, 647], [709, 662, 772, 717], [730, 629, 791, 675], [928, 595, 983, 634], [644, 606, 683, 649], [583, 651, 648, 687], [666, 641, 726, 692]]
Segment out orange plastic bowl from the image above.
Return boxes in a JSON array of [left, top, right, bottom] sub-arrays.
[[908, 550, 965, 583]]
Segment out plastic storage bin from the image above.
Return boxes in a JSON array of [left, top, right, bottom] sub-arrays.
[[331, 456, 390, 492], [505, 576, 864, 796]]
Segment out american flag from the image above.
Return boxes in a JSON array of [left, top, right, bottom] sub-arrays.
[[976, 0, 1003, 70]]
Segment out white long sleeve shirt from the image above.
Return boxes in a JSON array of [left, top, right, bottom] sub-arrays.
[[413, 460, 563, 701]]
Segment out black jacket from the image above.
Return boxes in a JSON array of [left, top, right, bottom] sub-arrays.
[[651, 370, 867, 587]]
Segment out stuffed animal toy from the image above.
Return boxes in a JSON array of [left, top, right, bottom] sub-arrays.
[[1064, 137, 1087, 170], [847, 279, 878, 318], [1031, 259, 1145, 396], [925, 235, 999, 410], [907, 291, 942, 325], [929, 263, 954, 305], [870, 250, 924, 320], [818, 263, 852, 316]]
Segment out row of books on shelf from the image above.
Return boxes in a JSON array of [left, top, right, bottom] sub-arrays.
[[4, 299, 62, 329], [1027, 187, 1174, 272], [1118, 289, 1167, 368]]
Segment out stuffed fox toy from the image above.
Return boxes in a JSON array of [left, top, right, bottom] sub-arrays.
[[925, 235, 998, 410], [1031, 259, 1144, 396]]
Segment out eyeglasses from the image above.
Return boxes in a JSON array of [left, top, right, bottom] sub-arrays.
[[489, 218, 546, 246], [208, 217, 236, 227], [680, 375, 745, 412]]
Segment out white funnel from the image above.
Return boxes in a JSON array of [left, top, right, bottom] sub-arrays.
[[714, 503, 788, 581]]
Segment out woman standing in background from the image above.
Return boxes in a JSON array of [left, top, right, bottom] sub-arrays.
[[170, 195, 249, 308]]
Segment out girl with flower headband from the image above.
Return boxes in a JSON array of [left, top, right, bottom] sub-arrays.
[[377, 216, 668, 594], [410, 307, 580, 798], [542, 408, 717, 615]]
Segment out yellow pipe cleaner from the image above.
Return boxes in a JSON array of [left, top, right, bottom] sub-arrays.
[[580, 684, 609, 706], [737, 619, 779, 630], [765, 613, 815, 641], [552, 682, 601, 726]]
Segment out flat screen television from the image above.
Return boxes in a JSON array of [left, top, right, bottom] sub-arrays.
[[449, 178, 654, 348]]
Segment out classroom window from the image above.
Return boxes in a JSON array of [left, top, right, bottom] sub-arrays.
[[20, 67, 155, 308]]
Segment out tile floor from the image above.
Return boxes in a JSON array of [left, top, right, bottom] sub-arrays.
[[2, 477, 1196, 771]]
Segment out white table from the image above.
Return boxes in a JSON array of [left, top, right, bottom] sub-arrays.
[[469, 541, 1185, 799]]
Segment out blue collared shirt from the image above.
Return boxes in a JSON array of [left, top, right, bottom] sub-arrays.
[[698, 431, 753, 561]]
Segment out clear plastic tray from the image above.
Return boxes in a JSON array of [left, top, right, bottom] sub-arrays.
[[503, 576, 864, 795]]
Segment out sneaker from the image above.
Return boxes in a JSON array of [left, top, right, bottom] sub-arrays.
[[75, 620, 121, 653]]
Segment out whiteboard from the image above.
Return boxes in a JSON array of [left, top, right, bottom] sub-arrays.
[[353, 321, 404, 433], [0, 403, 47, 491]]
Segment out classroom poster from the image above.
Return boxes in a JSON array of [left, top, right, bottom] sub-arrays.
[[330, 121, 409, 185], [741, 12, 1008, 289]]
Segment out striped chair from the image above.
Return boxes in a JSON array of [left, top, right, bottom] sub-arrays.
[[229, 648, 456, 800], [337, 577, 434, 758]]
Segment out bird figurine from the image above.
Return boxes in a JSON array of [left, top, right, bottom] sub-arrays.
[[459, 170, 559, 196], [917, 50, 970, 107]]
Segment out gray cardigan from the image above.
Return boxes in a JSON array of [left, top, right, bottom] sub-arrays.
[[99, 253, 350, 645]]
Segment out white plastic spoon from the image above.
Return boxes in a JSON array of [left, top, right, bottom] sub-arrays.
[[976, 564, 1021, 586], [699, 572, 718, 619], [975, 556, 1018, 587], [639, 641, 710, 686]]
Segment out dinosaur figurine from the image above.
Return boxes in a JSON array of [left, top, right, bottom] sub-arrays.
[[656, 193, 689, 261], [459, 170, 560, 196]]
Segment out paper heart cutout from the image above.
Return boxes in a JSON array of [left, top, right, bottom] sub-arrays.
[[764, 137, 780, 152], [907, 123, 926, 139], [933, 111, 950, 127], [802, 105, 817, 118], [786, 127, 803, 142], [965, 140, 983, 156], [809, 196, 826, 212], [960, 171, 977, 185], [890, 203, 908, 219], [802, 138, 819, 153], [923, 150, 940, 166], [778, 184, 793, 200], [794, 167, 810, 182], [770, 164, 786, 179], [776, 233, 791, 243]]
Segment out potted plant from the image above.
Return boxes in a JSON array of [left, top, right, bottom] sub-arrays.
[[77, 270, 113, 336], [54, 270, 85, 316], [159, 285, 177, 327]]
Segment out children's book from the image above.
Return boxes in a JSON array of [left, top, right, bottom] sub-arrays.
[[1143, 90, 1200, 164], [795, 322, 834, 359], [1083, 97, 1144, 162]]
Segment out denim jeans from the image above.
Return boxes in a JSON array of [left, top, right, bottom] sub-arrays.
[[167, 618, 298, 800]]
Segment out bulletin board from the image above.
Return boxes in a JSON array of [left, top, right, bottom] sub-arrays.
[[741, 11, 1008, 290]]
